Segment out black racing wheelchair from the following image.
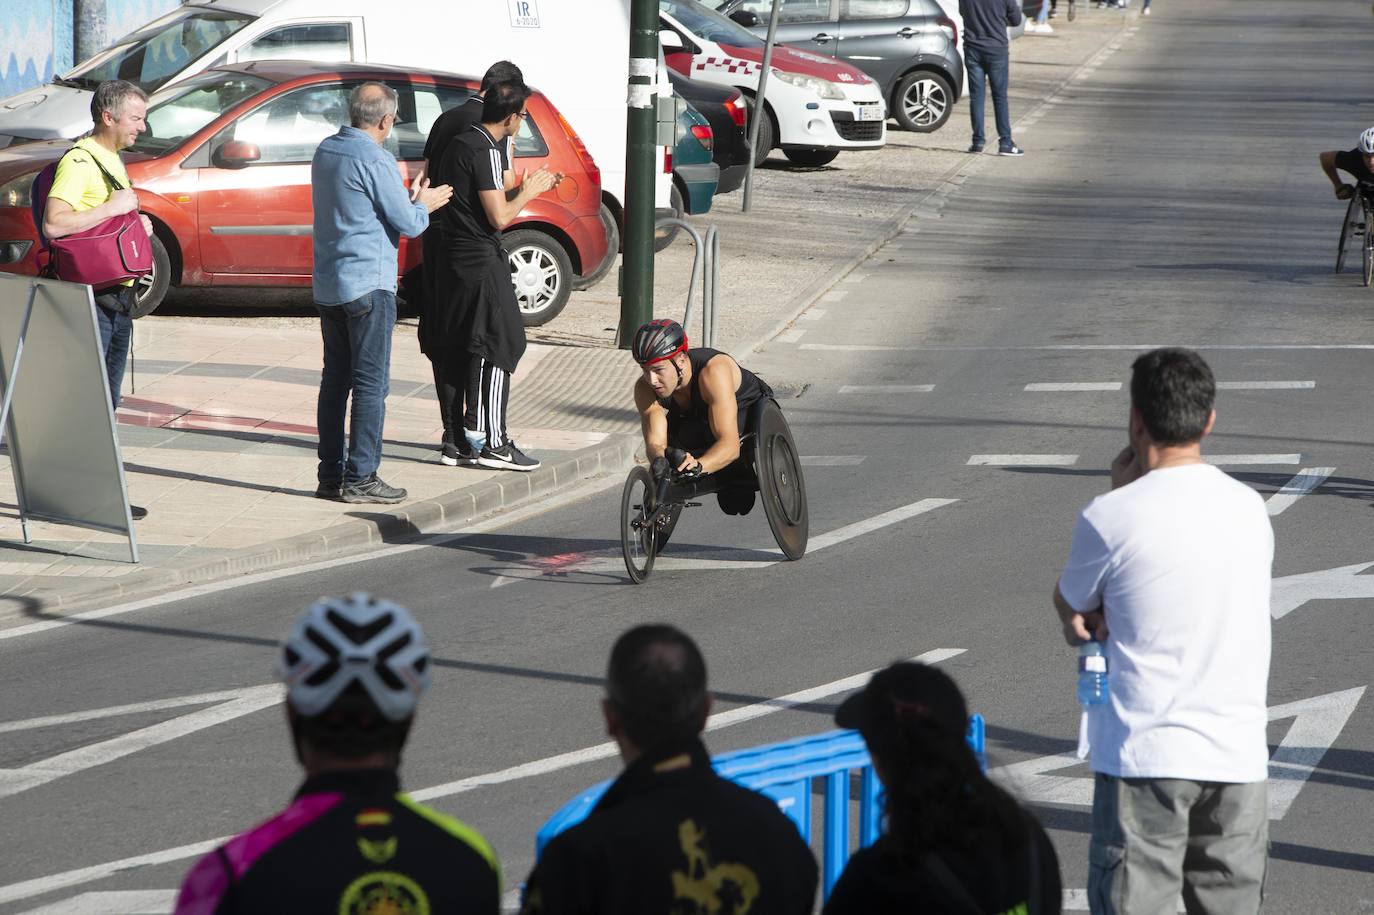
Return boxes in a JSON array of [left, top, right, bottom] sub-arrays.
[[619, 396, 808, 583]]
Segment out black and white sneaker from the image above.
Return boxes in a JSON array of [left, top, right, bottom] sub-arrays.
[[477, 441, 541, 472], [439, 441, 477, 466], [999, 144, 1026, 157], [341, 475, 408, 504]]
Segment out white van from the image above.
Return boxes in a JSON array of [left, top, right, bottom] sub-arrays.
[[0, 0, 671, 231]]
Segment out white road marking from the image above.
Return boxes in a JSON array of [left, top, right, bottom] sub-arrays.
[[0, 473, 626, 644], [1024, 382, 1121, 392], [801, 343, 1374, 352], [799, 308, 825, 321], [0, 649, 966, 906], [1265, 467, 1335, 517], [1271, 560, 1374, 619], [820, 288, 850, 303], [775, 328, 806, 344], [0, 686, 278, 736], [838, 384, 935, 393], [0, 686, 281, 800], [16, 890, 177, 915], [1216, 381, 1315, 390], [1204, 454, 1301, 466], [992, 687, 1365, 821], [968, 454, 1078, 466], [799, 455, 866, 466]]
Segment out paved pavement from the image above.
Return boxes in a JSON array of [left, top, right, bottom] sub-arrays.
[[0, 8, 1132, 618]]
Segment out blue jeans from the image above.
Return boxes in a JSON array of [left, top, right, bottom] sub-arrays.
[[966, 45, 1013, 150], [316, 289, 395, 484], [1037, 0, 1050, 23], [93, 288, 133, 410]]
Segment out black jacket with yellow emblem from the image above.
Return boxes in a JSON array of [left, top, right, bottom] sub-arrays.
[[521, 740, 818, 915]]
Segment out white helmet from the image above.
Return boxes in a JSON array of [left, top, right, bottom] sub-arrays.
[[280, 593, 431, 722], [1360, 127, 1374, 155]]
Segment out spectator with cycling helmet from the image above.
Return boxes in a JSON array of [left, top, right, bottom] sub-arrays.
[[631, 319, 773, 515], [824, 662, 1062, 915], [174, 593, 500, 915], [1319, 127, 1374, 200]]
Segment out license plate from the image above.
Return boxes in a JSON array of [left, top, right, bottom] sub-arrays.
[[856, 105, 883, 122]]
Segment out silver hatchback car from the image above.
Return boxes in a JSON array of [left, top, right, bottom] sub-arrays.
[[713, 0, 964, 133]]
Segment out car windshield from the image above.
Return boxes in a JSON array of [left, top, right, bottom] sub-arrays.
[[660, 0, 764, 47], [65, 9, 255, 93], [133, 72, 271, 155]]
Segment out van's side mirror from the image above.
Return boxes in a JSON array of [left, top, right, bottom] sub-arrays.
[[659, 29, 685, 51], [214, 140, 261, 168], [729, 10, 760, 27]]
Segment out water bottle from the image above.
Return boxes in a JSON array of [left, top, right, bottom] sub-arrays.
[[1077, 639, 1110, 707]]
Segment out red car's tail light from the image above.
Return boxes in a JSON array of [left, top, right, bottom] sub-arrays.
[[556, 109, 600, 183], [936, 15, 957, 48], [664, 146, 673, 174], [690, 124, 713, 151], [724, 92, 747, 129]]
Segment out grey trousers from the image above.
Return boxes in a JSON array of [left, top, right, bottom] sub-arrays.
[[1089, 774, 1268, 915]]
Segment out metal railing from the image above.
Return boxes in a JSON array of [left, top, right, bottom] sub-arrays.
[[655, 216, 719, 348], [534, 717, 986, 900]]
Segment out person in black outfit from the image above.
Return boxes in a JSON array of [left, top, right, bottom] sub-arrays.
[[630, 318, 772, 515], [431, 80, 557, 471], [1319, 127, 1374, 201], [824, 662, 1062, 915], [520, 624, 818, 915], [415, 60, 522, 466], [173, 594, 500, 914]]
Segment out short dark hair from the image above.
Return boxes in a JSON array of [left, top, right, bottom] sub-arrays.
[[606, 625, 708, 752], [1130, 347, 1216, 445], [482, 80, 531, 125], [90, 79, 147, 124], [480, 60, 524, 95], [290, 682, 412, 760]]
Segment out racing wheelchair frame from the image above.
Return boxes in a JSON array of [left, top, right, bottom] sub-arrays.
[[619, 396, 808, 583]]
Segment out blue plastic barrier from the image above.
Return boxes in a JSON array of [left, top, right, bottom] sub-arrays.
[[534, 716, 986, 900]]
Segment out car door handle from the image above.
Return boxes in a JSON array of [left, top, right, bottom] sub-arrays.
[[812, 32, 835, 43], [898, 26, 918, 38]]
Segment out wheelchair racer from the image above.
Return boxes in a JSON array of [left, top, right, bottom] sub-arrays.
[[631, 319, 772, 515], [1319, 126, 1374, 200]]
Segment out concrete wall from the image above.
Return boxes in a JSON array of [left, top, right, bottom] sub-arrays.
[[2, 0, 180, 99]]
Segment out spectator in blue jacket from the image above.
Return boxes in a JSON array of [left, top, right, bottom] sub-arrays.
[[311, 82, 451, 504], [960, 0, 1025, 156]]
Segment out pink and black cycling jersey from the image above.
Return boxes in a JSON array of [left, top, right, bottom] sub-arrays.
[[175, 769, 500, 915]]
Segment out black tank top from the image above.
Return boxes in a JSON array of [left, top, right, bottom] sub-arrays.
[[658, 348, 768, 422]]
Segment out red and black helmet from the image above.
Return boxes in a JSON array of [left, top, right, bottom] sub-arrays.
[[631, 319, 689, 366]]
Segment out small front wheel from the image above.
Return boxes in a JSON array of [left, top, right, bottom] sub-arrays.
[[620, 466, 657, 583]]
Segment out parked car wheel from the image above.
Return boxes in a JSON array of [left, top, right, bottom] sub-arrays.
[[782, 148, 839, 167], [655, 184, 685, 252], [746, 96, 775, 167], [130, 231, 171, 318], [572, 203, 619, 291], [893, 70, 954, 133], [503, 229, 573, 326]]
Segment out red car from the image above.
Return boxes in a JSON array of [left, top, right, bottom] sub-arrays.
[[0, 61, 608, 326]]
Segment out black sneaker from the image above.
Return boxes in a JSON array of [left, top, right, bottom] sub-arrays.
[[999, 145, 1026, 157], [439, 441, 476, 466], [130, 504, 148, 520], [340, 475, 408, 504], [477, 441, 541, 472], [967, 143, 984, 154], [315, 480, 342, 500]]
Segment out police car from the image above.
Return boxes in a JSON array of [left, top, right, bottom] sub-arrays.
[[659, 0, 886, 167]]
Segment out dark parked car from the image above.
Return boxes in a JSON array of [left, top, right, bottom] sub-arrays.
[[669, 70, 751, 196], [714, 0, 964, 134]]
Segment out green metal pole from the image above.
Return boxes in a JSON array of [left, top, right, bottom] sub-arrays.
[[618, 0, 659, 347]]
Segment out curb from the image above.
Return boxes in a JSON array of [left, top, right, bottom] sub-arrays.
[[744, 15, 1136, 358], [4, 434, 637, 620]]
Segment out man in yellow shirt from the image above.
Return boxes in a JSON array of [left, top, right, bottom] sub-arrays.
[[43, 78, 153, 518]]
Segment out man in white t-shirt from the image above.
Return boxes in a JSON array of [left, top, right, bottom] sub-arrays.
[[1054, 347, 1272, 915]]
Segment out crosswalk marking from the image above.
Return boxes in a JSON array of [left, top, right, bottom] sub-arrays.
[[1204, 454, 1301, 466], [968, 454, 1078, 466], [1022, 381, 1314, 392], [1025, 382, 1121, 391], [799, 455, 866, 466], [1217, 381, 1315, 390], [1266, 468, 1334, 516], [838, 384, 934, 393]]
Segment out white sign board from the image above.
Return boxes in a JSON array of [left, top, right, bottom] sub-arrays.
[[509, 0, 540, 28]]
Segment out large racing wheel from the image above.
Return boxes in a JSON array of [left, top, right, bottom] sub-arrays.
[[753, 399, 808, 560], [620, 466, 657, 583], [1337, 192, 1361, 274]]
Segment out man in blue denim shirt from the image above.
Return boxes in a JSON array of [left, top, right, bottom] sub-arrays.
[[960, 0, 1025, 157], [312, 82, 451, 503]]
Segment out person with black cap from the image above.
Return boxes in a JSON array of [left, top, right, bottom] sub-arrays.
[[826, 662, 1062, 915], [520, 624, 817, 915]]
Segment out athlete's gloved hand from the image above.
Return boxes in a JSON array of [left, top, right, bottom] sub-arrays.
[[1337, 184, 1355, 201], [651, 456, 671, 480]]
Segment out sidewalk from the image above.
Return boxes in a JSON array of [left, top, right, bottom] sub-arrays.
[[0, 8, 1139, 622]]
